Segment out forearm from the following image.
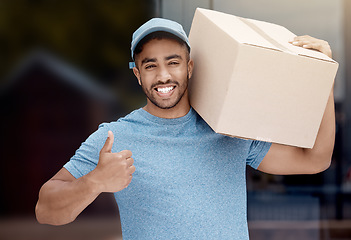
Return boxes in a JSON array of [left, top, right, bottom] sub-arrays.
[[36, 131, 135, 225], [304, 89, 335, 171], [35, 172, 101, 225]]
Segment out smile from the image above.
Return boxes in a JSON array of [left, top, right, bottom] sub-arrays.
[[155, 86, 176, 94]]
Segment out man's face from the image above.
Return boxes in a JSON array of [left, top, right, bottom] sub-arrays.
[[133, 38, 193, 110]]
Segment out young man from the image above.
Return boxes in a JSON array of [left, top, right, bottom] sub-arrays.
[[35, 18, 335, 239]]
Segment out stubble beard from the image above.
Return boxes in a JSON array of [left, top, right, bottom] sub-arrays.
[[140, 75, 189, 110]]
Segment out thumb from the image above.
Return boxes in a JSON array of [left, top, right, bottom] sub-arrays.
[[101, 130, 114, 153]]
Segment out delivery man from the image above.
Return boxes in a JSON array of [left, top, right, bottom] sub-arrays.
[[35, 17, 335, 239]]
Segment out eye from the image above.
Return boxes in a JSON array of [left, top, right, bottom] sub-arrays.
[[169, 61, 179, 66], [145, 64, 156, 70]]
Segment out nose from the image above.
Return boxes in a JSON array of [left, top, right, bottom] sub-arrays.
[[156, 65, 171, 82]]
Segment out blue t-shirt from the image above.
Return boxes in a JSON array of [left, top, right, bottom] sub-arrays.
[[64, 108, 271, 239]]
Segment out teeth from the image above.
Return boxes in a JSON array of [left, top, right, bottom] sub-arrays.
[[157, 86, 174, 93]]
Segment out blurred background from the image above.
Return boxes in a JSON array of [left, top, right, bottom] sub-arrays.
[[0, 0, 350, 239]]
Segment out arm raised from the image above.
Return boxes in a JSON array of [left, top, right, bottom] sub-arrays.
[[257, 36, 335, 175]]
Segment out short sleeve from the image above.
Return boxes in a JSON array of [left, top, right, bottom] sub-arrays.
[[63, 123, 110, 179], [246, 140, 272, 169]]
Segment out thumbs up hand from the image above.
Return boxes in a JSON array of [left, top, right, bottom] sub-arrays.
[[89, 131, 135, 193]]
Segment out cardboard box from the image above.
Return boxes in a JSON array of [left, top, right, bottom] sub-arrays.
[[188, 8, 338, 148]]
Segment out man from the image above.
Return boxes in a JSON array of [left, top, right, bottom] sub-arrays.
[[35, 18, 335, 239]]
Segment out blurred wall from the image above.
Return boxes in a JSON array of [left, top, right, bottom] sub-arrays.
[[0, 0, 157, 220]]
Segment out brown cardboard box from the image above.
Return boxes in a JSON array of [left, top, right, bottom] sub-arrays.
[[188, 8, 338, 148]]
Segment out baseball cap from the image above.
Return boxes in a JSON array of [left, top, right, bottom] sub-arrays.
[[129, 18, 191, 69]]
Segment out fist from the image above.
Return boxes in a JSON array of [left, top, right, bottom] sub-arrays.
[[289, 35, 332, 58], [90, 131, 135, 193]]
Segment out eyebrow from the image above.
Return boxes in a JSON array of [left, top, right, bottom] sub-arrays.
[[165, 54, 182, 61], [141, 54, 183, 65], [141, 57, 157, 65]]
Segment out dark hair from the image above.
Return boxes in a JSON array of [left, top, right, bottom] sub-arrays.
[[133, 31, 190, 62]]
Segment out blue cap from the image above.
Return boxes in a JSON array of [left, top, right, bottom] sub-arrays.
[[129, 18, 191, 68]]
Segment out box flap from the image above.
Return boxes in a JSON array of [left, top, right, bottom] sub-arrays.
[[244, 18, 336, 63], [196, 8, 282, 52], [196, 8, 336, 63]]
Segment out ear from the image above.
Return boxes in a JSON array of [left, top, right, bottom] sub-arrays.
[[187, 59, 194, 79], [133, 67, 142, 85]]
